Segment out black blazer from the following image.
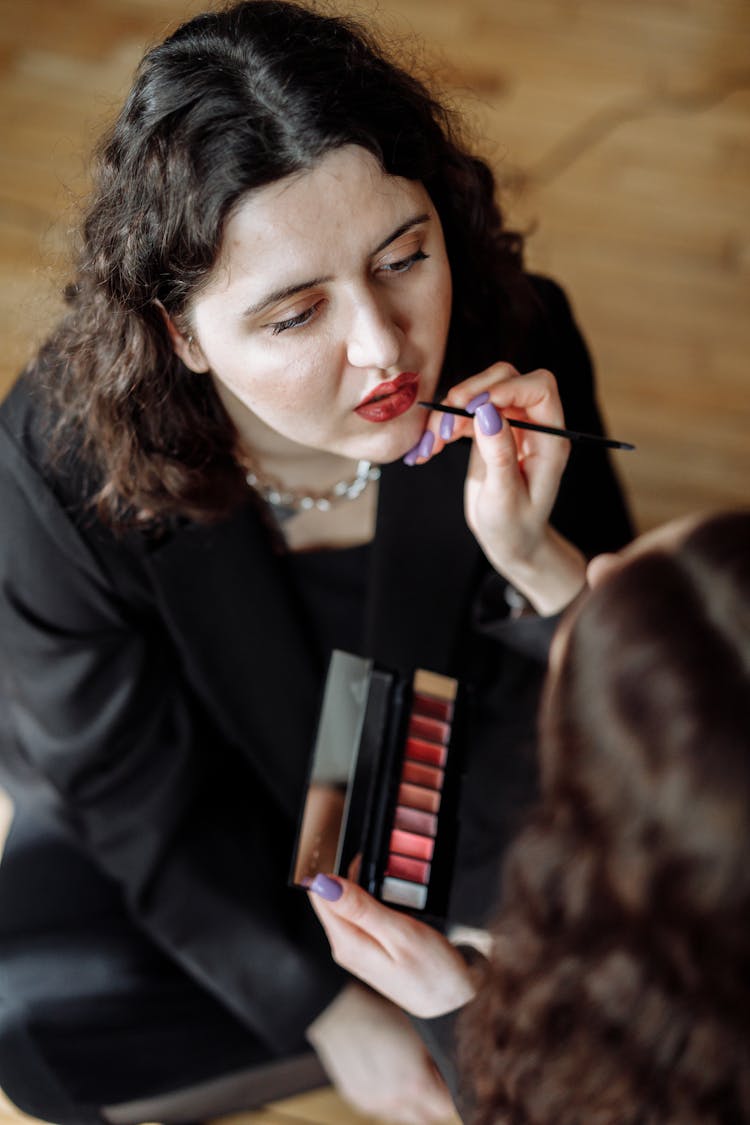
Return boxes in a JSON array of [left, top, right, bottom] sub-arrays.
[[0, 277, 633, 1054]]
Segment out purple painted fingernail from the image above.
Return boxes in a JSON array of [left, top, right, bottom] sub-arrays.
[[403, 442, 421, 466], [439, 413, 454, 440], [417, 430, 435, 459], [309, 874, 343, 901], [476, 402, 503, 435], [466, 391, 490, 414]]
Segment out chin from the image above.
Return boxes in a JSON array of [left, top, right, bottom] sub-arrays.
[[358, 417, 427, 465]]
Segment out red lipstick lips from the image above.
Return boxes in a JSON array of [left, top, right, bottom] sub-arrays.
[[354, 371, 419, 423]]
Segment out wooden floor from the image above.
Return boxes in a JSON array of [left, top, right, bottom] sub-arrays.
[[0, 0, 748, 1122], [0, 1087, 459, 1125]]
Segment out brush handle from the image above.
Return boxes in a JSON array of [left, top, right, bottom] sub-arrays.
[[417, 402, 635, 451]]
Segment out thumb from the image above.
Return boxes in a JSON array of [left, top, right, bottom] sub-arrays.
[[308, 874, 393, 936], [471, 401, 520, 485], [307, 873, 346, 903], [308, 874, 429, 952]]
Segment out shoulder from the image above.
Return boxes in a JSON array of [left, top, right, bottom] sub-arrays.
[[0, 374, 112, 582], [514, 273, 596, 389], [1, 369, 46, 459], [1, 371, 61, 517], [523, 273, 583, 343], [0, 371, 155, 594], [1, 367, 97, 508]]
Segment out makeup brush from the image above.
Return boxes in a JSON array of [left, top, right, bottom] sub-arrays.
[[418, 401, 635, 451]]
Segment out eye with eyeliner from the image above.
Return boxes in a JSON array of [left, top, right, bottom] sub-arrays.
[[377, 248, 429, 274], [267, 248, 430, 335], [270, 300, 324, 335]]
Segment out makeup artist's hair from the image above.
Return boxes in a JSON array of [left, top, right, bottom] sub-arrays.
[[30, 0, 527, 529], [459, 508, 750, 1125]]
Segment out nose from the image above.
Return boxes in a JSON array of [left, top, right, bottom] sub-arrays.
[[346, 292, 403, 371]]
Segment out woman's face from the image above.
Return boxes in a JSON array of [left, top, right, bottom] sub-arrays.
[[176, 145, 453, 465]]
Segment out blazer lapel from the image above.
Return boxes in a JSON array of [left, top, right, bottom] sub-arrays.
[[142, 440, 483, 819], [366, 439, 483, 675], [143, 504, 320, 821]]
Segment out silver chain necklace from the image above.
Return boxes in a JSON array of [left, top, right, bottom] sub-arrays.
[[245, 459, 381, 523]]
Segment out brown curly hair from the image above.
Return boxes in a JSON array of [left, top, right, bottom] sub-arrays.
[[459, 509, 750, 1124], [30, 0, 529, 530]]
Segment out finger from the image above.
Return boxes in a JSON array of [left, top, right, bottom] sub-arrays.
[[309, 875, 432, 957], [470, 403, 568, 523], [485, 368, 566, 428], [442, 361, 521, 409], [411, 364, 523, 465], [306, 876, 378, 952], [307, 877, 465, 1014], [431, 364, 522, 452], [415, 364, 563, 467], [308, 889, 395, 981], [470, 401, 526, 503], [402, 424, 438, 466], [307, 877, 383, 950], [308, 879, 426, 997], [409, 393, 500, 466], [481, 370, 570, 505], [404, 405, 469, 467]]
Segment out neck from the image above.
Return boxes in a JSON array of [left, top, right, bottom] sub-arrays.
[[249, 446, 361, 496]]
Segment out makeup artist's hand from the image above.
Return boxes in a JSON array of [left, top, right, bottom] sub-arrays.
[[308, 874, 475, 1018], [306, 978, 457, 1124], [413, 365, 586, 615]]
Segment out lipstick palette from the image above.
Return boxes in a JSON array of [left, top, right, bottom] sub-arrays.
[[290, 650, 467, 920]]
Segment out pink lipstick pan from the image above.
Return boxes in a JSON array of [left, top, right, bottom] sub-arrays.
[[290, 650, 467, 920]]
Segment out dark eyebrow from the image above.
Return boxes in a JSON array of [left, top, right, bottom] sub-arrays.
[[242, 276, 333, 320], [371, 212, 430, 255], [242, 212, 431, 321]]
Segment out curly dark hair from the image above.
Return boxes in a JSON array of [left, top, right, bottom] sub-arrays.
[[30, 0, 528, 529], [459, 509, 750, 1124]]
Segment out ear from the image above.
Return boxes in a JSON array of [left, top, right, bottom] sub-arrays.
[[153, 300, 210, 374], [586, 552, 621, 590]]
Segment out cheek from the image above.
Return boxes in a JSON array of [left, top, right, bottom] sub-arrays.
[[223, 341, 335, 425], [428, 261, 453, 339]]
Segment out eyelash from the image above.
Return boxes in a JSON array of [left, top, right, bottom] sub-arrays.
[[269, 249, 430, 335], [379, 248, 429, 274], [270, 303, 324, 336]]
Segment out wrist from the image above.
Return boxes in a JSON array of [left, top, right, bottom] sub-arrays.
[[496, 527, 586, 616]]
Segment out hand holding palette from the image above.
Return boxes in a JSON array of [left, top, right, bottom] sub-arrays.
[[291, 650, 467, 922]]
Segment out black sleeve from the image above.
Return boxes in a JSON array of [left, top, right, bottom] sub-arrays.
[[408, 946, 488, 1123], [411, 1007, 466, 1118], [527, 276, 635, 557], [0, 423, 346, 1055]]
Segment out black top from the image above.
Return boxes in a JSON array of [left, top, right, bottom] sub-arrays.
[[285, 542, 370, 661], [0, 275, 634, 1060]]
